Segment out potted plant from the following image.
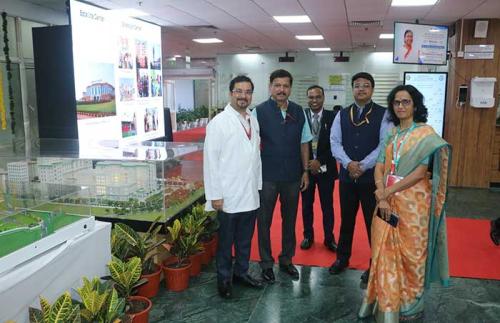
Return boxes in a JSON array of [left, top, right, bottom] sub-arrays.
[[191, 204, 219, 262], [29, 292, 81, 323], [107, 257, 151, 323], [162, 219, 193, 291], [180, 213, 205, 276], [76, 277, 127, 323], [113, 217, 166, 298]]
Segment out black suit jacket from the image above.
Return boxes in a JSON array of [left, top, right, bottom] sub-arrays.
[[305, 108, 338, 179]]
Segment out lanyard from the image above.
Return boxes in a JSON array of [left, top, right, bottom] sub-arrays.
[[391, 122, 416, 174], [349, 102, 373, 127], [238, 115, 251, 140]]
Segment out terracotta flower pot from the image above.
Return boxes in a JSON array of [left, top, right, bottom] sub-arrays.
[[137, 264, 161, 298], [189, 251, 204, 276], [162, 260, 192, 292], [127, 295, 152, 323], [200, 243, 211, 265]]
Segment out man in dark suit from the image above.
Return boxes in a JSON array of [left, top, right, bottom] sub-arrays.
[[300, 85, 338, 252]]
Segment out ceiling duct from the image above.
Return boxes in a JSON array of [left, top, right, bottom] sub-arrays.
[[349, 20, 382, 27]]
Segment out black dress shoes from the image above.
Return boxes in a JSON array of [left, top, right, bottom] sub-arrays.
[[217, 280, 232, 298], [490, 220, 500, 246], [360, 269, 370, 289], [300, 238, 314, 250], [262, 268, 275, 284], [233, 274, 264, 289], [324, 240, 338, 252], [328, 259, 349, 275], [279, 263, 299, 280]]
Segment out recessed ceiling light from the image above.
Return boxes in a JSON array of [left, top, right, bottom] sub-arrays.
[[273, 15, 311, 23], [173, 55, 182, 58], [109, 8, 149, 17], [391, 0, 438, 6], [295, 35, 324, 40], [308, 47, 331, 52], [379, 33, 394, 39], [192, 38, 223, 44]]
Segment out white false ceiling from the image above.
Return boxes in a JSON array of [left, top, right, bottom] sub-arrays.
[[19, 0, 500, 58]]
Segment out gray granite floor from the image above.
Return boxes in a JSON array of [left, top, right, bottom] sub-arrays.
[[150, 188, 500, 322]]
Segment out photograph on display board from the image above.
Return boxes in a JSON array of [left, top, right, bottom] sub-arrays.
[[146, 148, 161, 160], [118, 37, 133, 69], [136, 40, 148, 69], [119, 77, 135, 101], [121, 111, 138, 138], [75, 63, 116, 120], [150, 70, 162, 97], [137, 69, 150, 97], [122, 148, 138, 158], [144, 107, 159, 133], [150, 43, 161, 70]]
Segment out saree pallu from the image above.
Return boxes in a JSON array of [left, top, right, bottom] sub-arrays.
[[359, 124, 451, 322]]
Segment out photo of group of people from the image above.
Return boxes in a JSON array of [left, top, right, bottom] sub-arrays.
[[118, 37, 133, 69], [144, 107, 159, 133], [151, 71, 162, 97], [121, 112, 137, 138], [119, 78, 135, 101]]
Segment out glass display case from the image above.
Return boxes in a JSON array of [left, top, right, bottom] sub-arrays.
[[0, 139, 204, 272]]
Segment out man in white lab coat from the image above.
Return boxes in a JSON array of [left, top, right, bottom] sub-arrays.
[[203, 75, 263, 299]]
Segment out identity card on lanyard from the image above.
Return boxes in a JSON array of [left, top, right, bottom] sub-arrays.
[[386, 122, 416, 187]]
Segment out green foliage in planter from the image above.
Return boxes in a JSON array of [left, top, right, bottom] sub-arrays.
[[107, 257, 146, 300], [76, 277, 126, 323], [190, 204, 219, 242], [164, 216, 204, 267], [176, 105, 209, 123], [112, 216, 166, 274], [29, 292, 80, 323]]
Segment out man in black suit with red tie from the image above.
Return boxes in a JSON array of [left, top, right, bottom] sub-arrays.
[[300, 85, 339, 252]]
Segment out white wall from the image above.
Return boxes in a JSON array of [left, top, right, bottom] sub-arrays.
[[174, 79, 195, 111], [216, 52, 447, 109], [0, 0, 68, 26]]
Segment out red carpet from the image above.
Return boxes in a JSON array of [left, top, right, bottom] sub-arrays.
[[249, 188, 500, 280], [173, 127, 206, 142], [174, 125, 500, 280]]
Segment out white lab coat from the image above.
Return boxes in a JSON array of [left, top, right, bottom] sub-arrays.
[[203, 104, 262, 213]]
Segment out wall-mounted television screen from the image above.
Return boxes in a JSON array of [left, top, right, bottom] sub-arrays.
[[70, 0, 164, 143], [393, 22, 448, 65], [404, 72, 448, 137]]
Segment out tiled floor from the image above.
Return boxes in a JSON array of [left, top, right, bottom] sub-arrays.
[[150, 187, 500, 322]]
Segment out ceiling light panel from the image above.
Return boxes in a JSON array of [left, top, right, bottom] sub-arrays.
[[391, 0, 438, 7], [296, 35, 324, 40], [193, 38, 224, 43], [273, 15, 311, 23]]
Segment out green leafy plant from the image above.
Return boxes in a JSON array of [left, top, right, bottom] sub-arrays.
[[190, 204, 219, 242], [76, 277, 126, 323], [112, 216, 166, 274], [107, 257, 146, 301], [29, 292, 80, 323], [164, 217, 204, 268]]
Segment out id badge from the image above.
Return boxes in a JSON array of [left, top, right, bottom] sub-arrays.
[[311, 141, 318, 152], [386, 174, 403, 187]]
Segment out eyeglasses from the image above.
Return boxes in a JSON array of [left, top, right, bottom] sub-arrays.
[[308, 95, 323, 100], [353, 83, 372, 89], [232, 89, 253, 96], [393, 99, 412, 107]]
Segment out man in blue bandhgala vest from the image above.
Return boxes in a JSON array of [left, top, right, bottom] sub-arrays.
[[253, 69, 313, 283], [329, 72, 393, 288]]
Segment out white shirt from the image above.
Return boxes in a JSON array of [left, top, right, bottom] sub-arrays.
[[203, 103, 262, 213]]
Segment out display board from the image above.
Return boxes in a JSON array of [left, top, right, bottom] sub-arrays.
[[70, 0, 164, 143], [393, 22, 448, 65], [404, 72, 447, 137]]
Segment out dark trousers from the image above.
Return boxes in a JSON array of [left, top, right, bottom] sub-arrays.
[[336, 181, 376, 263], [216, 209, 257, 282], [301, 173, 335, 243], [258, 180, 301, 269]]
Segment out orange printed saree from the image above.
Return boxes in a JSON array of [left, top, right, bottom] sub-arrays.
[[359, 124, 451, 322]]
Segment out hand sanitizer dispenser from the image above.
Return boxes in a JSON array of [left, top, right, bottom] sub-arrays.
[[470, 77, 497, 108]]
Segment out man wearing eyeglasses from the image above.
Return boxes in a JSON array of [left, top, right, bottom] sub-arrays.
[[204, 75, 263, 299], [300, 85, 339, 252], [253, 69, 313, 282], [329, 72, 393, 288]]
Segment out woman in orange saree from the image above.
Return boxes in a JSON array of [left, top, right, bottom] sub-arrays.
[[358, 85, 451, 322]]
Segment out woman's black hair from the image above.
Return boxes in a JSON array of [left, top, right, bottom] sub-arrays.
[[386, 84, 428, 125]]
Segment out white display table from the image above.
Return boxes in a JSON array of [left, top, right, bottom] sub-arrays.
[[0, 221, 111, 323]]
